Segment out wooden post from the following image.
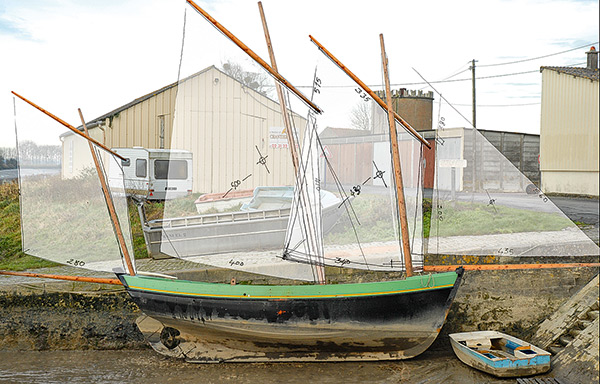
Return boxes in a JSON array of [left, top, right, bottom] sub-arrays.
[[186, 0, 322, 115], [423, 263, 600, 272], [308, 35, 431, 150], [78, 109, 136, 276], [0, 270, 123, 285], [380, 34, 413, 277]]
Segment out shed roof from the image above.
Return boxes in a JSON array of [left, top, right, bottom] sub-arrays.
[[540, 66, 599, 82], [67, 64, 299, 138], [78, 66, 216, 130]]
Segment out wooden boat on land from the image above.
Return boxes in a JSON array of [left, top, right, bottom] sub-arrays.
[[449, 331, 551, 378], [17, 0, 596, 365], [111, 0, 462, 362], [11, 0, 463, 362], [8, 0, 598, 370], [110, 0, 463, 362], [11, 0, 599, 364], [121, 269, 462, 362]]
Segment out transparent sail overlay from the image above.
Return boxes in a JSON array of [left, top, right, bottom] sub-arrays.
[[157, 5, 316, 281], [15, 98, 135, 273], [284, 107, 326, 282], [429, 126, 598, 256], [283, 51, 424, 272]]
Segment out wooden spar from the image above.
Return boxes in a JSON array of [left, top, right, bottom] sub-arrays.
[[0, 270, 123, 285], [423, 263, 600, 272], [308, 35, 431, 150], [257, 1, 299, 174], [257, 2, 326, 285], [78, 109, 136, 276], [380, 34, 413, 278], [10, 91, 127, 161], [185, 0, 322, 115]]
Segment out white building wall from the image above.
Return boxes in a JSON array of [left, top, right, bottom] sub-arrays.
[[64, 66, 306, 193], [540, 70, 599, 196]]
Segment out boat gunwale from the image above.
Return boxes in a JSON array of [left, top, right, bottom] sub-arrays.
[[120, 270, 460, 300]]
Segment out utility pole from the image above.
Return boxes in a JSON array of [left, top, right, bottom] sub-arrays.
[[470, 59, 477, 192], [471, 59, 476, 128]]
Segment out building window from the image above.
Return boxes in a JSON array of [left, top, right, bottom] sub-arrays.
[[159, 115, 165, 149], [154, 160, 187, 180], [136, 159, 147, 178]]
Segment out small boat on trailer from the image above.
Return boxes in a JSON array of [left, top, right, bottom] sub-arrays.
[[449, 331, 551, 378]]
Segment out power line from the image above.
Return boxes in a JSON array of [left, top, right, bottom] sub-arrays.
[[478, 42, 598, 67], [291, 60, 588, 90], [397, 60, 588, 86], [293, 42, 598, 90], [439, 63, 472, 81], [418, 64, 471, 91], [412, 67, 474, 128], [453, 102, 540, 107]]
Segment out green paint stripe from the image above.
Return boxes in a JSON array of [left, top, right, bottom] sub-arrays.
[[123, 271, 458, 300], [127, 283, 456, 299]]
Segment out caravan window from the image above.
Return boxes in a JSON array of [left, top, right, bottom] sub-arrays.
[[154, 160, 187, 180], [136, 159, 147, 178]]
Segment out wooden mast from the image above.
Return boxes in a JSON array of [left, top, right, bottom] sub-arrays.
[[11, 91, 127, 161], [257, 1, 299, 174], [6, 92, 135, 281], [186, 0, 322, 115], [257, 2, 325, 284], [379, 34, 413, 277], [78, 109, 136, 276], [308, 35, 431, 150]]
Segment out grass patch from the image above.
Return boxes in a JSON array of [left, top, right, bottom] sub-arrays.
[[0, 181, 59, 271], [0, 178, 176, 271], [428, 199, 573, 237], [323, 195, 573, 245], [0, 255, 56, 271], [324, 193, 421, 245], [160, 193, 202, 218]]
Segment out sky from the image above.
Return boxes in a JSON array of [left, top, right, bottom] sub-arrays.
[[1, 0, 598, 147]]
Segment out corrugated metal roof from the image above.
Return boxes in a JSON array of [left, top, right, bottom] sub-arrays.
[[540, 66, 599, 81]]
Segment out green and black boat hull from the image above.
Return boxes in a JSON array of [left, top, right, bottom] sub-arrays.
[[119, 268, 463, 362]]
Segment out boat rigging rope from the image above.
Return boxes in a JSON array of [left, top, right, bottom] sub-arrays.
[[176, 8, 187, 84]]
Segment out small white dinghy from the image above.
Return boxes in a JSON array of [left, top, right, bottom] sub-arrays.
[[449, 331, 551, 378]]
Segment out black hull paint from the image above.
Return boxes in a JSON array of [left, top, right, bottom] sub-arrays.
[[123, 269, 463, 362]]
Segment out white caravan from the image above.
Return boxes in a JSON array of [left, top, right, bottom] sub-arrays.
[[113, 147, 193, 200]]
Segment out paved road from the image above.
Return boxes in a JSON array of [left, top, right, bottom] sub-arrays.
[[548, 196, 599, 226]]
